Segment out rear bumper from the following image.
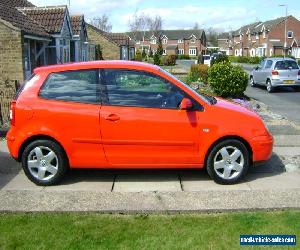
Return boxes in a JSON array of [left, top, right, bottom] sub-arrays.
[[271, 78, 300, 87], [250, 135, 273, 162], [6, 127, 20, 161]]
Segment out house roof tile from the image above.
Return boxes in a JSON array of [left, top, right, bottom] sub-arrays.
[[0, 2, 50, 37], [19, 6, 66, 33], [70, 15, 83, 35]]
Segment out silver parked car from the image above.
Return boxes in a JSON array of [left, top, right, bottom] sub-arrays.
[[250, 57, 300, 93]]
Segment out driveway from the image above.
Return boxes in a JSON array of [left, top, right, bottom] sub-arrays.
[[1, 137, 300, 212], [245, 85, 300, 124]]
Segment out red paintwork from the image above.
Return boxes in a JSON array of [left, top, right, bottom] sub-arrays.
[[6, 61, 273, 169]]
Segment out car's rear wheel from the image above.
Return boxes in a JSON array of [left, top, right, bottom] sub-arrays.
[[250, 76, 256, 87], [266, 79, 274, 93], [21, 140, 68, 186], [206, 139, 250, 184]]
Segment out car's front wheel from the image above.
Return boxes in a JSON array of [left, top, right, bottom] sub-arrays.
[[22, 140, 68, 186], [206, 139, 250, 184]]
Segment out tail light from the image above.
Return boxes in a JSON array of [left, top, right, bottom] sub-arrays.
[[10, 101, 16, 126], [272, 70, 279, 75]]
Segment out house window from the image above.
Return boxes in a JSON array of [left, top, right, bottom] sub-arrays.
[[235, 49, 239, 56], [263, 31, 266, 39], [240, 34, 242, 41], [162, 39, 168, 44], [248, 34, 251, 41], [190, 39, 196, 43], [136, 40, 140, 44], [178, 39, 183, 43], [150, 39, 157, 44], [178, 49, 184, 55], [189, 48, 197, 56], [163, 49, 167, 55], [287, 31, 293, 38], [256, 34, 259, 40]]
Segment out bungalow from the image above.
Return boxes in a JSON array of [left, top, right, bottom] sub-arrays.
[[86, 24, 135, 60], [0, 0, 93, 83]]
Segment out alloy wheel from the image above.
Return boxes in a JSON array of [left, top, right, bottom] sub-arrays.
[[213, 146, 244, 180], [27, 146, 59, 181]]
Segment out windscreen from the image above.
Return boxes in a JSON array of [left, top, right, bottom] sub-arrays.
[[274, 60, 299, 70]]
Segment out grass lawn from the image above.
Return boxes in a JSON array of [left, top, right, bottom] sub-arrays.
[[0, 210, 299, 249]]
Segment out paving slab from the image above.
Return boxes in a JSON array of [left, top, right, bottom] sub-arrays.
[[113, 173, 182, 192], [245, 171, 300, 190], [274, 135, 300, 147], [44, 170, 114, 191], [180, 172, 251, 191], [273, 147, 300, 156], [1, 172, 43, 191]]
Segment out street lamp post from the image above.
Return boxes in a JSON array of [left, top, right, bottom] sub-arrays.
[[279, 4, 288, 58]]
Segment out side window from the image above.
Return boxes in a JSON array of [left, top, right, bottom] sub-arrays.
[[40, 70, 100, 104], [265, 60, 273, 69], [101, 69, 186, 109], [259, 60, 265, 68]]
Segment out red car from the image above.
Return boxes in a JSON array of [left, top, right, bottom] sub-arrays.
[[6, 61, 273, 185]]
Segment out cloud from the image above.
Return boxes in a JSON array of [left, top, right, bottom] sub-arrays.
[[118, 5, 257, 32]]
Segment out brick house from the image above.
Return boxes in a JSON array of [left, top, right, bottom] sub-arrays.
[[86, 24, 135, 60], [218, 16, 300, 58], [0, 0, 93, 83], [127, 29, 207, 57]]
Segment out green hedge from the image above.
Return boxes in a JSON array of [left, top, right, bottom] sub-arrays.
[[228, 56, 260, 64], [208, 62, 248, 97]]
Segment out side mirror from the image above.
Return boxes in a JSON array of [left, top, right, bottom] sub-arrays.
[[180, 98, 193, 110]]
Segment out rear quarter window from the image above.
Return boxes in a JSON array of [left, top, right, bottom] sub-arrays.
[[274, 60, 299, 70], [39, 70, 100, 104]]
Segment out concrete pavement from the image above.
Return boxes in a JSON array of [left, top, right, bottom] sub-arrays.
[[0, 137, 300, 212]]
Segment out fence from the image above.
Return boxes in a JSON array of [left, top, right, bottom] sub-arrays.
[[0, 79, 18, 127]]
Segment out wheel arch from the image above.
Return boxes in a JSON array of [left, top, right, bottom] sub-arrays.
[[204, 135, 253, 168], [18, 134, 69, 164]]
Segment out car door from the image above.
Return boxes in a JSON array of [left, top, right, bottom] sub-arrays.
[[38, 69, 106, 167], [253, 59, 266, 84], [260, 59, 273, 85], [99, 68, 202, 167]]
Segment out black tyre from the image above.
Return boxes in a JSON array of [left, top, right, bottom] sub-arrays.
[[249, 76, 256, 87], [206, 139, 250, 184], [21, 140, 68, 186], [266, 79, 274, 93]]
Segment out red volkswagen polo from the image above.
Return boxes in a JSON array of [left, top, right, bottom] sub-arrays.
[[6, 61, 273, 185]]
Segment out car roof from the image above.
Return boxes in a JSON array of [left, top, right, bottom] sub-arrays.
[[264, 57, 296, 62], [34, 60, 161, 74]]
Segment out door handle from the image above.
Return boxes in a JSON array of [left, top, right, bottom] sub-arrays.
[[105, 114, 120, 121]]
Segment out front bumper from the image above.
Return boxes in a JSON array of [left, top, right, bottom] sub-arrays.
[[250, 135, 273, 162]]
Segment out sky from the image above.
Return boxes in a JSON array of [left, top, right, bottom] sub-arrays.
[[29, 0, 300, 32]]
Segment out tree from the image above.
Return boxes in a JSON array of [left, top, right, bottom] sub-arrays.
[[90, 14, 112, 32], [157, 38, 163, 56], [193, 22, 199, 30], [206, 27, 219, 47], [128, 11, 163, 41]]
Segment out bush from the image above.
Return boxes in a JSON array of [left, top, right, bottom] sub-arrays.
[[176, 54, 190, 60], [164, 55, 176, 66], [208, 62, 248, 97], [135, 49, 142, 61], [188, 64, 209, 83], [211, 54, 229, 66], [153, 53, 161, 65]]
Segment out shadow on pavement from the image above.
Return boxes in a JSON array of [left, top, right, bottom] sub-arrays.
[[58, 153, 285, 186], [254, 85, 299, 93], [0, 150, 22, 189]]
